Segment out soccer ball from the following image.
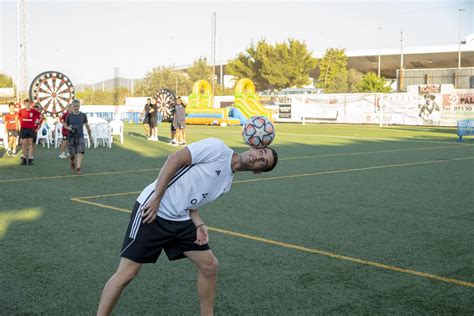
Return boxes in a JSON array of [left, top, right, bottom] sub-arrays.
[[242, 116, 275, 148]]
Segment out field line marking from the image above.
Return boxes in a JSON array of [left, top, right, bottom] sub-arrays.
[[234, 156, 474, 184], [70, 198, 132, 213], [70, 156, 474, 200], [280, 145, 472, 161], [70, 197, 474, 288], [0, 168, 161, 184], [191, 128, 472, 145]]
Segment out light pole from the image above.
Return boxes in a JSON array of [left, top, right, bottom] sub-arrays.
[[458, 8, 466, 69], [377, 27, 382, 78]]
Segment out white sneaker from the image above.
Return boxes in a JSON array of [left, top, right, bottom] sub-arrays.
[[59, 153, 67, 159]]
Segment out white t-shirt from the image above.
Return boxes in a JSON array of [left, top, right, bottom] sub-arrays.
[[136, 138, 235, 221]]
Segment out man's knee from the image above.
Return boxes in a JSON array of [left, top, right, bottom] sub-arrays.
[[201, 256, 218, 278], [114, 259, 141, 286], [114, 267, 139, 286]]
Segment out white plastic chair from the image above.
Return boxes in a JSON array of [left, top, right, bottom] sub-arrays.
[[36, 124, 51, 148], [109, 120, 124, 144], [93, 123, 111, 148], [83, 126, 91, 148], [0, 123, 7, 150], [54, 123, 64, 148]]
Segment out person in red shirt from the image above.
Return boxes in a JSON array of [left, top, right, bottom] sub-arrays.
[[18, 98, 42, 165], [32, 103, 42, 146], [59, 104, 72, 159], [4, 102, 20, 156]]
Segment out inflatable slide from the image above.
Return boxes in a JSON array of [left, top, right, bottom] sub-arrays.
[[186, 80, 241, 125], [234, 78, 273, 121]]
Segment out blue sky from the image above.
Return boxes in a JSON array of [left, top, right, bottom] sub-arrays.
[[1, 0, 473, 85]]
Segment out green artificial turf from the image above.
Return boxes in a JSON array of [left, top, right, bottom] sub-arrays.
[[1, 123, 473, 315]]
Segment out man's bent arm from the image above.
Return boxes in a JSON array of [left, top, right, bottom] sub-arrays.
[[141, 147, 192, 223]]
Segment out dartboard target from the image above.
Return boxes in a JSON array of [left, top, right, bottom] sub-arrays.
[[156, 88, 176, 121], [29, 71, 75, 116]]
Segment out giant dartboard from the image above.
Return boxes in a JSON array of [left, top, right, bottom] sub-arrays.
[[29, 71, 75, 116], [156, 88, 176, 121]]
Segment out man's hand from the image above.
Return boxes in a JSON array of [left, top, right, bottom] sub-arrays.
[[195, 225, 208, 245], [141, 194, 160, 224]]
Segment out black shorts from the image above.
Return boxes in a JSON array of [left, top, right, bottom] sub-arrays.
[[143, 116, 150, 124], [149, 118, 157, 128], [7, 130, 18, 137], [120, 202, 210, 263], [19, 128, 35, 139], [68, 136, 85, 155]]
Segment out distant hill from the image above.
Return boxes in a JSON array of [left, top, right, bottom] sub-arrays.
[[76, 77, 144, 92]]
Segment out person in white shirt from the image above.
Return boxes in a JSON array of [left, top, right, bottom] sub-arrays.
[[97, 138, 278, 316]]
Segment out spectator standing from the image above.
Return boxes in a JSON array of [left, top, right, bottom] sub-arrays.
[[17, 99, 41, 165], [4, 102, 20, 156], [168, 102, 177, 145], [64, 100, 92, 175], [142, 98, 152, 138], [173, 97, 187, 146], [59, 104, 73, 159], [31, 103, 42, 150], [148, 97, 159, 141]]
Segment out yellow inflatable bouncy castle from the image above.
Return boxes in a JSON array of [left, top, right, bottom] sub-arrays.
[[185, 78, 272, 125], [185, 80, 241, 125]]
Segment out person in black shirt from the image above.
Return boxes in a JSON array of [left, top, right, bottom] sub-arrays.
[[142, 98, 152, 138], [149, 97, 159, 141]]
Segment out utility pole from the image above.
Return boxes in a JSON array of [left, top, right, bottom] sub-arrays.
[[458, 8, 466, 69], [17, 0, 28, 101], [399, 29, 404, 92], [377, 27, 382, 78], [211, 12, 216, 106]]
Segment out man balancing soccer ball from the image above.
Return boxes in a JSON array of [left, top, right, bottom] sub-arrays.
[[97, 131, 277, 316]]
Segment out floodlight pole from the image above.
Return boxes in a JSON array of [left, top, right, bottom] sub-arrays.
[[399, 29, 404, 92], [458, 8, 466, 69], [377, 27, 382, 78], [211, 12, 216, 107]]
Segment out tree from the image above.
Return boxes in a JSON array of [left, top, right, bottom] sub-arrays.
[[347, 69, 363, 92], [187, 57, 213, 86], [316, 48, 348, 93], [357, 72, 392, 93], [0, 73, 14, 88], [76, 87, 130, 105], [227, 39, 317, 91], [135, 66, 188, 97]]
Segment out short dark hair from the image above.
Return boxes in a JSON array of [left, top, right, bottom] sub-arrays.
[[263, 147, 278, 172]]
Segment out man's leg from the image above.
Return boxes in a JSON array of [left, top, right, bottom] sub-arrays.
[[143, 123, 150, 137], [21, 138, 28, 158], [185, 250, 218, 316], [9, 136, 16, 154], [76, 153, 84, 169], [59, 138, 67, 157], [97, 257, 143, 316], [27, 138, 34, 159]]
